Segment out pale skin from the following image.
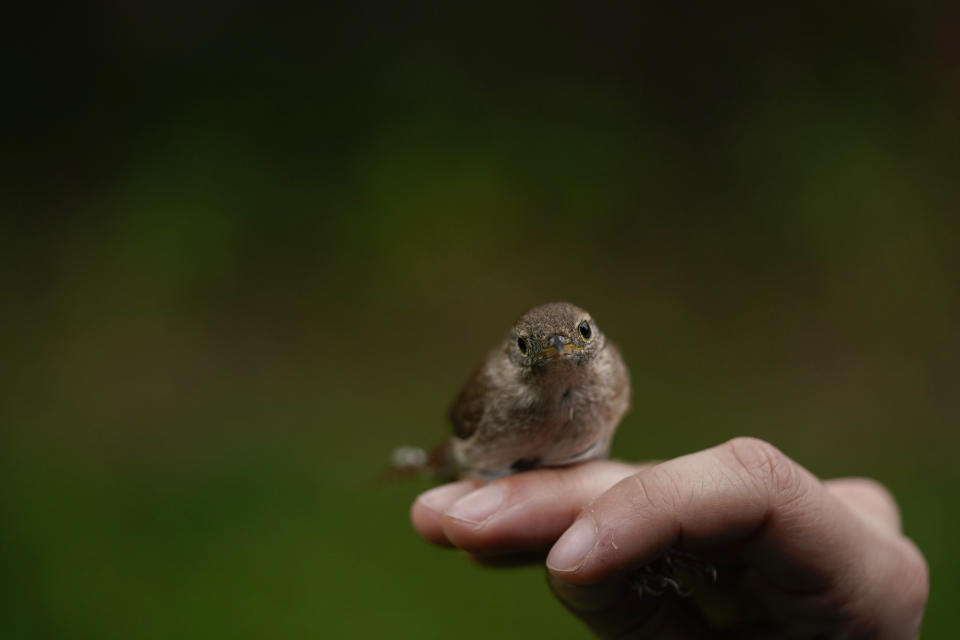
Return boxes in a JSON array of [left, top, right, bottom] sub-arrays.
[[411, 437, 929, 638]]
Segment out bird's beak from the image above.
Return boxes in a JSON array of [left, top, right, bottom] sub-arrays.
[[534, 335, 582, 362]]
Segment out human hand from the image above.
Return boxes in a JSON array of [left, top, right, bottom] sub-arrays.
[[410, 438, 928, 638]]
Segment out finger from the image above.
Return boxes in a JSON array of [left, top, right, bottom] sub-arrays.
[[409, 461, 638, 550], [824, 477, 902, 534], [546, 438, 851, 587], [548, 574, 713, 639], [438, 460, 641, 553], [410, 480, 479, 546], [546, 437, 928, 638]]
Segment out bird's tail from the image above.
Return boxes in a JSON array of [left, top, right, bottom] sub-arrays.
[[386, 438, 458, 482]]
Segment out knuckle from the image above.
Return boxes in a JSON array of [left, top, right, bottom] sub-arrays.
[[853, 536, 930, 634], [848, 476, 897, 504], [624, 464, 683, 515], [828, 477, 903, 531], [852, 477, 901, 517], [722, 437, 802, 504], [898, 538, 931, 617], [626, 470, 660, 512]]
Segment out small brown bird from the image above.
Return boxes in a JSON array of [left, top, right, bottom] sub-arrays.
[[393, 301, 713, 597], [394, 301, 630, 480]]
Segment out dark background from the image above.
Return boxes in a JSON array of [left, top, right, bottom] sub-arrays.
[[2, 3, 958, 637]]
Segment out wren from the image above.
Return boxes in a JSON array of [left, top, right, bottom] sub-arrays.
[[394, 301, 630, 480]]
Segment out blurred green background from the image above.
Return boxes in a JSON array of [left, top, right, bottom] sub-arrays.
[[2, 2, 958, 638]]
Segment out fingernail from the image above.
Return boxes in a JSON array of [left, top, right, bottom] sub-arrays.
[[417, 481, 475, 512], [547, 517, 597, 572], [445, 484, 506, 526]]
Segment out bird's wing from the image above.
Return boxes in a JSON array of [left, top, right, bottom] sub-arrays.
[[449, 364, 490, 440]]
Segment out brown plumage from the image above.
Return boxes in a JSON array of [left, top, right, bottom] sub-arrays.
[[434, 301, 630, 480]]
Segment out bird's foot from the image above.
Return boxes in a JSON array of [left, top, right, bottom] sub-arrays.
[[629, 550, 717, 598]]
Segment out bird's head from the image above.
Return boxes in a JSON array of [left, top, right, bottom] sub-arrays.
[[505, 301, 605, 370]]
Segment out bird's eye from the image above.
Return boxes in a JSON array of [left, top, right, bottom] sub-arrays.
[[517, 337, 528, 354], [578, 321, 592, 340]]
